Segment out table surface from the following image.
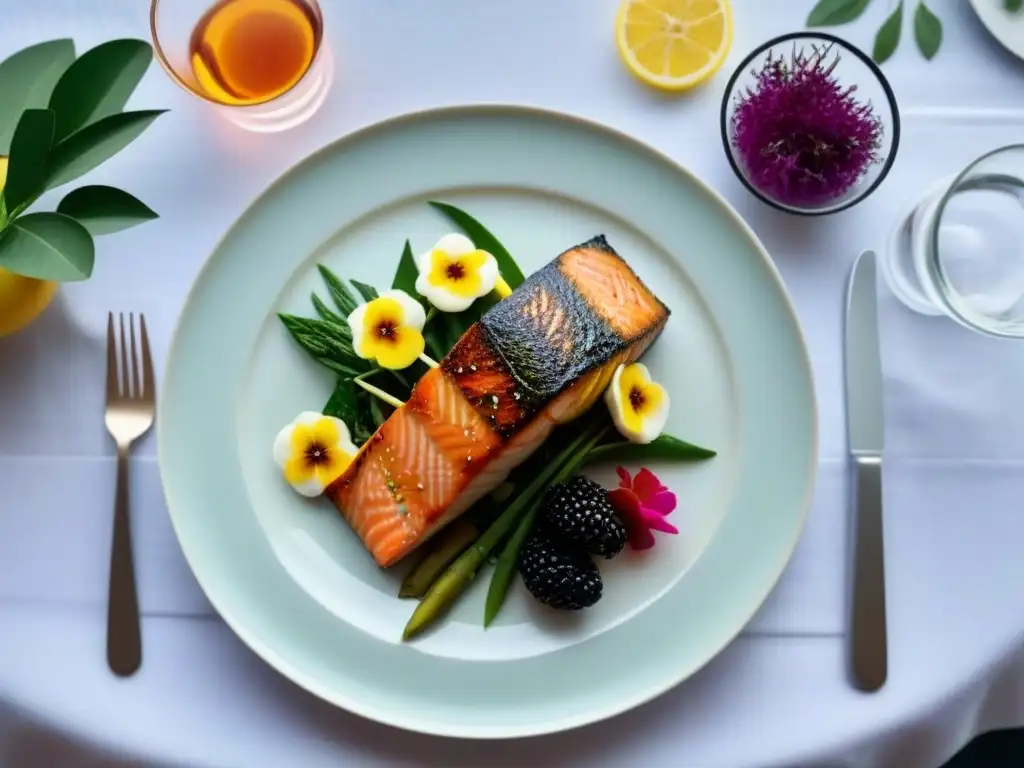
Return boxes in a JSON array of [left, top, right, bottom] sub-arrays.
[[5, 1, 1024, 766]]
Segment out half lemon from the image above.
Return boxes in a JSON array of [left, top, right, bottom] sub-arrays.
[[616, 0, 734, 92]]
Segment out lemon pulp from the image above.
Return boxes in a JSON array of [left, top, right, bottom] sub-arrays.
[[616, 0, 733, 92]]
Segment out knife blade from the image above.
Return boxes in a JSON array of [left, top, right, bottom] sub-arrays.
[[844, 249, 887, 692]]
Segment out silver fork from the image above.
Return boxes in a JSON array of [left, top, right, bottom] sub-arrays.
[[104, 312, 156, 677]]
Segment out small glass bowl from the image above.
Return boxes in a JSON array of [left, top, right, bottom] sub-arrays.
[[720, 31, 901, 216]]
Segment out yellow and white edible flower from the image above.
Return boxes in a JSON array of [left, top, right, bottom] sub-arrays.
[[347, 289, 426, 370], [415, 233, 500, 312], [605, 362, 670, 444], [273, 411, 357, 497]]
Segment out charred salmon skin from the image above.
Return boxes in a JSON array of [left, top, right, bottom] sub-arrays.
[[326, 236, 669, 567]]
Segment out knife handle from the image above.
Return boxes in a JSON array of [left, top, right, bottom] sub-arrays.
[[850, 454, 887, 692]]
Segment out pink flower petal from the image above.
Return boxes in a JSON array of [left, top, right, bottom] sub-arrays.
[[627, 525, 657, 550], [608, 487, 641, 517], [644, 514, 679, 535], [645, 490, 677, 517], [615, 466, 632, 489], [632, 468, 666, 502]]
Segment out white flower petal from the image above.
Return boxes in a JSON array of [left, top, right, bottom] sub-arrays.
[[416, 277, 475, 313], [273, 422, 295, 468], [291, 476, 326, 498], [640, 385, 671, 443], [433, 232, 476, 256], [416, 247, 435, 277], [380, 289, 426, 331], [476, 252, 499, 295], [347, 303, 371, 359], [295, 410, 325, 426]]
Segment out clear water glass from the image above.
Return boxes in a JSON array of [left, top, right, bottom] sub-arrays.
[[881, 145, 1024, 338]]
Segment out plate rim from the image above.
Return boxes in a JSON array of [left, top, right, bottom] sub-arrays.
[[968, 0, 1024, 61], [157, 103, 820, 738]]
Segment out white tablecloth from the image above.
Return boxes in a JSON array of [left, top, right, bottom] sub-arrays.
[[4, 1, 1024, 766]]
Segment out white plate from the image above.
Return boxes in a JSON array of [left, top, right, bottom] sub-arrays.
[[158, 106, 817, 738]]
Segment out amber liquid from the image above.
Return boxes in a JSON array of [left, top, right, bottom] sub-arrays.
[[189, 0, 322, 106]]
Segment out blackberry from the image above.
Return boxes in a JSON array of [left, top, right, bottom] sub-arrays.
[[517, 532, 602, 610], [542, 476, 627, 558]]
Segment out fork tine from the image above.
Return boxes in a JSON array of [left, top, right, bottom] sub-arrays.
[[119, 313, 131, 397], [139, 314, 155, 403], [106, 312, 120, 400], [128, 313, 141, 399]]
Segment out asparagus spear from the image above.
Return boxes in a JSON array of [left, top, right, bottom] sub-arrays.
[[401, 422, 605, 640], [483, 427, 608, 627], [398, 518, 480, 599]]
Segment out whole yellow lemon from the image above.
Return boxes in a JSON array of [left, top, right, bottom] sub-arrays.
[[0, 155, 58, 338]]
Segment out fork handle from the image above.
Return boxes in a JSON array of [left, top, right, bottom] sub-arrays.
[[107, 446, 141, 677]]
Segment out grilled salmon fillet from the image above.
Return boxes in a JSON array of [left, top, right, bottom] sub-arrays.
[[326, 236, 669, 567]]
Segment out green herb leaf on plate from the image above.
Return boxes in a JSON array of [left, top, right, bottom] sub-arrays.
[[56, 184, 157, 235], [3, 109, 55, 213], [1007, 0, 1023, 11], [322, 377, 376, 445], [585, 434, 717, 465], [0, 212, 94, 281], [806, 0, 873, 27], [45, 109, 166, 190], [914, 2, 943, 59], [369, 396, 390, 428], [0, 39, 75, 153], [391, 239, 420, 297], [278, 313, 364, 374], [311, 292, 345, 324], [428, 201, 526, 289], [873, 0, 904, 63], [48, 39, 153, 142], [317, 264, 360, 316], [350, 279, 379, 302]]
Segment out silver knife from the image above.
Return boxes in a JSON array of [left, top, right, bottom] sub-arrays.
[[844, 250, 888, 692]]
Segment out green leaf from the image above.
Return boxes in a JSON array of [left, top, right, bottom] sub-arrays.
[[0, 39, 75, 153], [48, 39, 153, 142], [311, 292, 344, 323], [45, 109, 166, 190], [872, 1, 904, 63], [322, 378, 377, 445], [585, 434, 717, 465], [392, 239, 420, 295], [369, 397, 389, 428], [278, 313, 366, 375], [350, 280, 379, 302], [428, 201, 526, 288], [0, 212, 94, 281], [806, 0, 872, 26], [317, 264, 359, 315], [1007, 0, 1023, 11], [56, 185, 157, 235], [914, 2, 942, 59], [3, 110, 55, 212]]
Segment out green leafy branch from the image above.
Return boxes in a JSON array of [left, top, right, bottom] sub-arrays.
[[807, 0, 943, 63], [0, 38, 165, 282], [279, 202, 527, 445]]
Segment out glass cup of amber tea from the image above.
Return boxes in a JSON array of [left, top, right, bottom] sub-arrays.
[[150, 0, 333, 132]]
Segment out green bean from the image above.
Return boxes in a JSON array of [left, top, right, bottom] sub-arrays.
[[483, 427, 608, 627], [401, 422, 605, 641], [398, 519, 480, 599], [584, 434, 716, 465]]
